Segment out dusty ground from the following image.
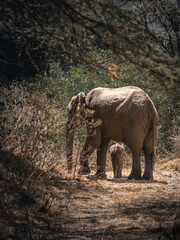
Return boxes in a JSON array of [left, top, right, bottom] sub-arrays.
[[48, 159, 180, 240], [0, 158, 180, 239]]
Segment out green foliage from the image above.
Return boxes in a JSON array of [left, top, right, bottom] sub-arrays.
[[1, 0, 179, 102], [152, 93, 180, 155], [0, 49, 179, 177], [1, 1, 179, 237], [35, 50, 178, 160]]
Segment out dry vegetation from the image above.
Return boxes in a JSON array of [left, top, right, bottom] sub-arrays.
[[1, 1, 180, 239], [0, 150, 179, 240], [0, 84, 180, 239]]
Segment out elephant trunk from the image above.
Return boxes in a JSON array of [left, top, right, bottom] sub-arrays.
[[66, 121, 75, 173]]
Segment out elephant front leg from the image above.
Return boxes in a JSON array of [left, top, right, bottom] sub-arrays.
[[78, 145, 94, 174], [95, 137, 110, 179], [78, 127, 101, 175]]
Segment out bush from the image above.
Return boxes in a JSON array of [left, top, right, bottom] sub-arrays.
[[0, 49, 179, 178], [42, 50, 179, 162], [0, 81, 66, 176]]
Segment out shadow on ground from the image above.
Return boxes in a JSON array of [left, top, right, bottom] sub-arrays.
[[0, 151, 179, 239]]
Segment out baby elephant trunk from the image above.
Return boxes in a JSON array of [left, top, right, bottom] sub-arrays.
[[110, 143, 125, 178]]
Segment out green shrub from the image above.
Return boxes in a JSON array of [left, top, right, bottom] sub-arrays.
[[1, 49, 179, 177]]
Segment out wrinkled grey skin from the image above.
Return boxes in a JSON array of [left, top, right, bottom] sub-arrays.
[[66, 86, 158, 180], [109, 143, 125, 178]]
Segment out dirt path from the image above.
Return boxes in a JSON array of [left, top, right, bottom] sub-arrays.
[[1, 159, 179, 239], [45, 162, 180, 240]]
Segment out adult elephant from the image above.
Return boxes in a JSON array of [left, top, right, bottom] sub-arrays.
[[66, 86, 158, 180]]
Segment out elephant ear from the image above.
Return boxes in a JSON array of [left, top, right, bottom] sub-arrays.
[[67, 95, 79, 113], [67, 92, 86, 114]]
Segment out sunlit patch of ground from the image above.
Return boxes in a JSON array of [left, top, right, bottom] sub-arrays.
[[46, 159, 180, 239], [0, 158, 179, 239]]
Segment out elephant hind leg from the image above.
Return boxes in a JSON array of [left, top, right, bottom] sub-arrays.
[[142, 146, 154, 180], [142, 123, 156, 180], [128, 150, 142, 180]]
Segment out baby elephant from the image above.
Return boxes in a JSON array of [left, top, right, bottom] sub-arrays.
[[109, 143, 125, 178]]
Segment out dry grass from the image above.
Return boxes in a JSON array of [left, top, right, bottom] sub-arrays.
[[0, 155, 179, 240], [156, 157, 180, 173], [0, 84, 179, 239]]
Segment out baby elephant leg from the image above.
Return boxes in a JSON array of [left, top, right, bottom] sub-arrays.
[[111, 155, 118, 178], [117, 155, 123, 178]]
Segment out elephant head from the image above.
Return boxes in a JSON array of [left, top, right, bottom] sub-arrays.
[[66, 92, 86, 173]]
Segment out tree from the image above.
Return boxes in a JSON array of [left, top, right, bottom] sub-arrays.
[[1, 0, 179, 103], [134, 0, 180, 57]]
